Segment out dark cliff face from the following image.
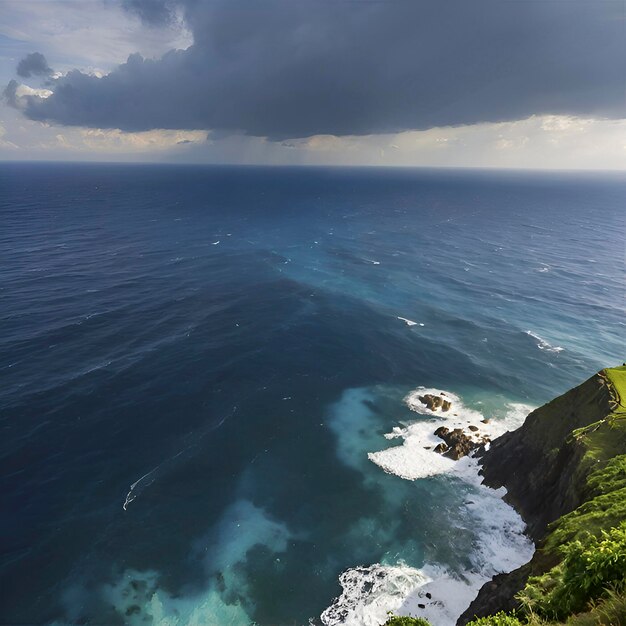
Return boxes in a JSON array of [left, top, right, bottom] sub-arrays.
[[457, 371, 615, 625], [480, 372, 610, 540]]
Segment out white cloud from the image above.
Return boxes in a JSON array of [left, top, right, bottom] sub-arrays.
[[14, 83, 52, 100], [0, 0, 192, 74]]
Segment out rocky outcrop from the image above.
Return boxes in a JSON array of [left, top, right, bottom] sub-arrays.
[[458, 564, 532, 624], [419, 393, 452, 412], [433, 426, 484, 460], [479, 372, 611, 539]]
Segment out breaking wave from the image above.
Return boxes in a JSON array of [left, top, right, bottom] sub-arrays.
[[321, 387, 535, 626]]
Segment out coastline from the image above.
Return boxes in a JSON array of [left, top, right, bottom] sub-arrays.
[[333, 365, 626, 626], [458, 365, 626, 625], [322, 387, 536, 626]]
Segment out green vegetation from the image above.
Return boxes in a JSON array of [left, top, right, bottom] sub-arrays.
[[521, 522, 626, 619], [570, 587, 626, 626], [465, 366, 626, 626], [541, 453, 626, 559], [466, 589, 626, 626], [518, 367, 626, 621], [465, 611, 523, 626], [383, 616, 432, 626]]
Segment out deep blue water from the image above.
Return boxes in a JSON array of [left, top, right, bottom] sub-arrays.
[[0, 163, 624, 625]]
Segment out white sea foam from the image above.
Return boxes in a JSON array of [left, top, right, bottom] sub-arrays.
[[525, 330, 564, 353], [123, 467, 159, 511], [322, 387, 535, 626], [397, 317, 417, 326], [368, 388, 530, 482], [322, 489, 534, 626], [321, 562, 498, 626], [78, 360, 113, 376], [321, 563, 431, 626]]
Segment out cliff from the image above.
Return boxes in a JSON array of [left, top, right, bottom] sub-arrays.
[[458, 365, 626, 625]]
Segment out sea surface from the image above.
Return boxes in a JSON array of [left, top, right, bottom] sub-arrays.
[[1, 163, 624, 626]]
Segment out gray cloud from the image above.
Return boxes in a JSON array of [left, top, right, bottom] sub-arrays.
[[16, 52, 52, 78], [121, 0, 174, 26], [12, 0, 626, 139], [3, 80, 20, 108]]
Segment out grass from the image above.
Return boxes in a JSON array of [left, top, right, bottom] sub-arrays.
[[383, 616, 432, 626], [542, 367, 626, 555], [466, 612, 523, 625], [520, 522, 626, 619], [466, 589, 626, 626]]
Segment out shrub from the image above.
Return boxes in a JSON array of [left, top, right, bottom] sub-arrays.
[[521, 522, 626, 619], [465, 611, 523, 626], [383, 616, 432, 626]]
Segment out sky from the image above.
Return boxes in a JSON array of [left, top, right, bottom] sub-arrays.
[[0, 0, 625, 169]]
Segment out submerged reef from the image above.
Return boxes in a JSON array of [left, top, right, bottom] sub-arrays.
[[458, 365, 626, 626]]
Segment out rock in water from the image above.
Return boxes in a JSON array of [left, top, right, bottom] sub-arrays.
[[443, 429, 479, 460], [434, 426, 450, 438], [419, 393, 452, 411], [433, 426, 479, 460]]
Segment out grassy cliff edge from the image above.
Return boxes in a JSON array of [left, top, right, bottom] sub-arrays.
[[456, 365, 626, 626]]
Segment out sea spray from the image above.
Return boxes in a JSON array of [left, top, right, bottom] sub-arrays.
[[369, 388, 533, 481], [321, 388, 535, 626]]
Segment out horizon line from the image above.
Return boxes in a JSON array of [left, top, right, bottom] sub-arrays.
[[1, 159, 625, 175]]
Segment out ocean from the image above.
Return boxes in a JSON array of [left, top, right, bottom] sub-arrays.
[[1, 163, 624, 626]]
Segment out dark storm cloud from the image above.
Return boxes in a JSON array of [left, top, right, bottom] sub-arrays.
[[14, 0, 626, 138], [16, 52, 52, 78]]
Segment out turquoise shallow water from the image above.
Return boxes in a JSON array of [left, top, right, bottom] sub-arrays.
[[0, 164, 624, 624]]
